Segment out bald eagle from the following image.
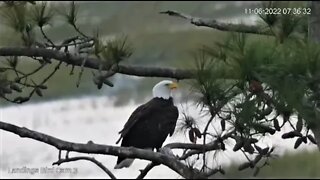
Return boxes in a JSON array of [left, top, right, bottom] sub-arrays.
[[114, 80, 179, 169]]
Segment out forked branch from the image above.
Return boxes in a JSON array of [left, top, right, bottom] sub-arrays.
[[0, 121, 218, 179], [53, 156, 117, 179]]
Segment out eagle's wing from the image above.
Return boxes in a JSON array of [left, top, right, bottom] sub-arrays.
[[115, 102, 154, 144], [168, 106, 179, 136]]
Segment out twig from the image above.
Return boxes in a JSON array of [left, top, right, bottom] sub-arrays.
[[136, 162, 159, 179], [0, 67, 26, 76], [40, 26, 55, 47], [69, 65, 75, 75], [15, 63, 46, 81], [76, 57, 87, 87], [15, 81, 37, 88], [28, 61, 62, 98], [240, 149, 252, 163], [287, 119, 296, 131], [53, 156, 117, 179], [0, 95, 19, 104], [201, 115, 215, 172], [178, 130, 235, 160], [72, 23, 89, 39]]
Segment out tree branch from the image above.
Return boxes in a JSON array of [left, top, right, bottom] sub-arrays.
[[136, 162, 159, 179], [40, 26, 56, 47], [164, 141, 219, 151], [0, 121, 207, 179], [160, 10, 273, 36], [0, 47, 194, 80], [177, 130, 235, 160], [52, 156, 117, 179]]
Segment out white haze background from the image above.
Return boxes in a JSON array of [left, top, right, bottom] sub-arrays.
[[0, 96, 317, 179]]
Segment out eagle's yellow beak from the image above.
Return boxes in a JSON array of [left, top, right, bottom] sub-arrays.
[[169, 82, 178, 90]]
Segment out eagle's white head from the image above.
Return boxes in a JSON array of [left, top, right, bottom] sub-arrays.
[[152, 80, 178, 99]]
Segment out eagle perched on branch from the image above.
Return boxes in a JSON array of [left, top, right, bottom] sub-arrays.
[[114, 80, 179, 169]]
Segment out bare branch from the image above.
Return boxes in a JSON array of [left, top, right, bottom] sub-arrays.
[[164, 141, 219, 151], [117, 65, 193, 80], [0, 47, 194, 80], [15, 63, 46, 81], [160, 10, 273, 36], [53, 156, 117, 179], [0, 121, 207, 179], [72, 23, 89, 39], [28, 61, 61, 97], [40, 26, 55, 47], [178, 130, 235, 160], [76, 57, 87, 87]]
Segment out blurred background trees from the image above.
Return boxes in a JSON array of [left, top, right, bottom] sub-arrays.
[[0, 1, 259, 105]]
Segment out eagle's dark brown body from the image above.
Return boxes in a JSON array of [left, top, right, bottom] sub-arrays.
[[115, 97, 179, 168]]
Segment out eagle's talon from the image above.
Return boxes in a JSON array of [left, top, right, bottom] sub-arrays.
[[159, 147, 176, 158], [87, 140, 94, 144]]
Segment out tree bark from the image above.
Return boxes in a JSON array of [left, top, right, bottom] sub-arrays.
[[309, 1, 320, 150], [0, 121, 208, 179], [0, 47, 194, 80], [160, 10, 273, 36]]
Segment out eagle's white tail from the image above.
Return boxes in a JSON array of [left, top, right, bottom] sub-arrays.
[[114, 158, 135, 169]]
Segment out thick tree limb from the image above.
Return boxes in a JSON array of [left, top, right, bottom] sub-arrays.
[[117, 65, 193, 80], [0, 121, 209, 179], [0, 47, 194, 80], [160, 10, 272, 36], [52, 156, 117, 179]]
